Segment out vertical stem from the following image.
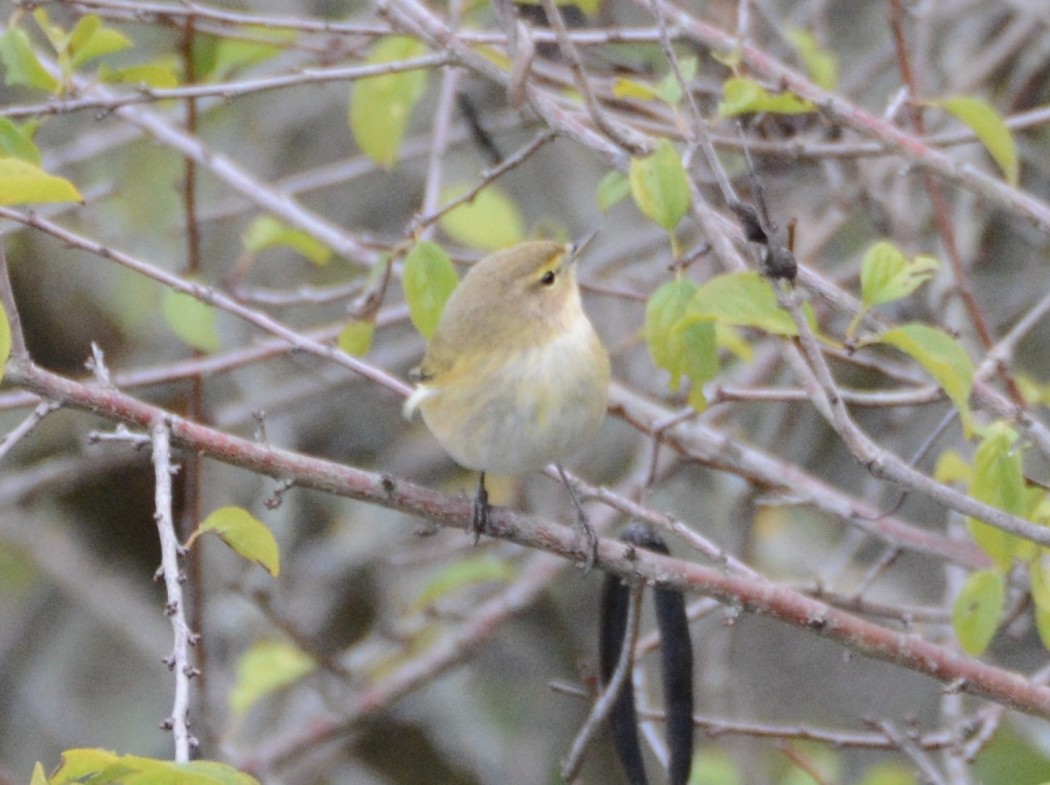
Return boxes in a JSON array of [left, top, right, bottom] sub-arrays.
[[179, 13, 210, 749], [152, 420, 194, 762]]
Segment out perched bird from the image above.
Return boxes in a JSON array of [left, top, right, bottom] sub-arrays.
[[404, 239, 610, 561]]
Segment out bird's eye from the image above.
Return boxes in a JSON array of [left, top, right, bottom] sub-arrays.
[[540, 270, 556, 286]]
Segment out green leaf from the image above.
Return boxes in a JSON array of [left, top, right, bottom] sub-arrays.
[[644, 278, 698, 392], [48, 748, 119, 784], [952, 569, 1004, 655], [162, 287, 219, 353], [0, 118, 41, 163], [933, 96, 1018, 186], [629, 138, 691, 232], [0, 27, 60, 92], [349, 35, 428, 168], [876, 324, 974, 437], [784, 27, 838, 91], [1035, 598, 1050, 652], [612, 77, 658, 101], [596, 170, 631, 212], [193, 506, 280, 576], [933, 449, 972, 485], [0, 158, 82, 205], [438, 183, 524, 252], [966, 424, 1023, 569], [1029, 552, 1050, 613], [412, 555, 514, 611], [242, 216, 332, 265], [201, 29, 291, 82], [687, 271, 798, 336], [337, 318, 375, 357], [718, 76, 815, 117], [49, 749, 261, 785], [229, 640, 315, 716], [0, 300, 10, 384], [656, 57, 698, 105], [691, 748, 741, 785], [99, 58, 180, 88], [30, 762, 48, 785], [69, 17, 132, 67], [856, 763, 919, 785], [677, 318, 718, 411], [32, 9, 68, 52], [860, 241, 939, 308], [403, 241, 459, 338]]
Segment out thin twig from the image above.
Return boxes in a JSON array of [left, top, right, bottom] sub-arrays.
[[561, 584, 643, 781], [151, 419, 196, 761]]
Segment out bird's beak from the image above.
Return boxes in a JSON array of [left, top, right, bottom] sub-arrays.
[[570, 228, 599, 266]]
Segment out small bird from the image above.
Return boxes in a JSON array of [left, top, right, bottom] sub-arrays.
[[404, 239, 610, 562]]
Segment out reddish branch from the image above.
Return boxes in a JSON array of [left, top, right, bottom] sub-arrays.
[[6, 357, 1050, 720]]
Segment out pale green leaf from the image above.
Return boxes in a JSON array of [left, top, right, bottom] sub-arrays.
[[596, 170, 631, 212], [194, 506, 280, 576], [612, 77, 659, 101], [934, 96, 1018, 186], [629, 138, 690, 231], [50, 750, 261, 785], [687, 271, 798, 336], [1035, 599, 1050, 652], [30, 762, 49, 785], [644, 278, 698, 391], [48, 748, 120, 784], [0, 300, 10, 384], [0, 158, 82, 205], [162, 287, 219, 353], [438, 183, 524, 252], [32, 10, 69, 54], [933, 449, 971, 485], [1029, 552, 1050, 613], [784, 27, 838, 91], [99, 59, 180, 88], [69, 18, 132, 67], [715, 323, 753, 362], [656, 57, 698, 105], [966, 424, 1023, 569], [678, 318, 718, 411], [0, 118, 41, 163], [412, 555, 514, 611], [860, 241, 939, 308], [876, 324, 974, 437], [952, 569, 1004, 655], [179, 761, 261, 785], [349, 35, 428, 168], [242, 216, 332, 265], [66, 15, 100, 57], [690, 748, 741, 785], [337, 318, 375, 357], [0, 28, 59, 92], [857, 763, 919, 785], [204, 29, 291, 82], [403, 241, 459, 338], [229, 640, 315, 716], [718, 77, 815, 117]]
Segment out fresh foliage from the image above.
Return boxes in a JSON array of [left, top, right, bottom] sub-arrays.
[[402, 241, 460, 338]]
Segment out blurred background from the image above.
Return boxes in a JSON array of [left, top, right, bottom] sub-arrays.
[[2, 0, 1050, 783]]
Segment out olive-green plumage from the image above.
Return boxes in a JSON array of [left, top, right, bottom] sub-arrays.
[[405, 240, 610, 475]]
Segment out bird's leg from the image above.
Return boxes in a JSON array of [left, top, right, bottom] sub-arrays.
[[557, 464, 598, 570], [471, 471, 490, 544]]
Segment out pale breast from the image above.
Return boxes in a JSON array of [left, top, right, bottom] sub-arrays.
[[418, 317, 610, 475]]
